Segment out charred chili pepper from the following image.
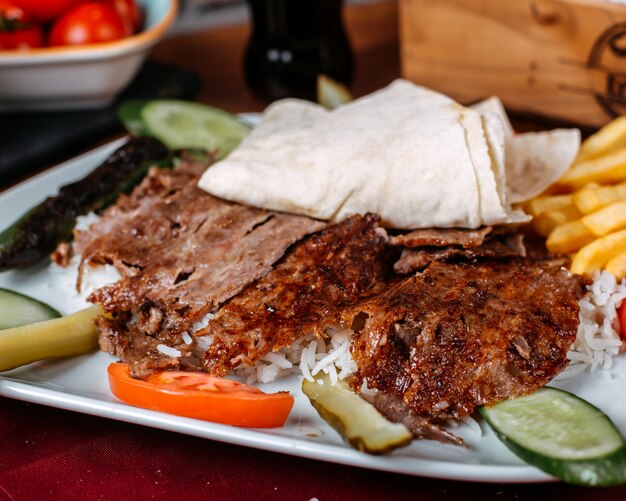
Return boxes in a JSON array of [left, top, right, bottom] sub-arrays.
[[0, 137, 170, 271]]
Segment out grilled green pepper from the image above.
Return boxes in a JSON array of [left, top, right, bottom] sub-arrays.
[[0, 137, 170, 272]]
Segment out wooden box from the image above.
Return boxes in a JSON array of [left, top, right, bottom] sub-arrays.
[[399, 0, 626, 128]]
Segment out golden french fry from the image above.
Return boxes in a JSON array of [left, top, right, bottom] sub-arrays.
[[606, 251, 626, 280], [571, 229, 626, 275], [576, 116, 626, 163], [581, 201, 626, 237], [572, 181, 626, 214], [533, 205, 580, 237], [546, 220, 595, 254], [525, 194, 574, 217], [559, 147, 626, 189]]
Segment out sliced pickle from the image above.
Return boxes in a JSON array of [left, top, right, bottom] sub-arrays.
[[0, 305, 102, 372], [302, 374, 412, 454]]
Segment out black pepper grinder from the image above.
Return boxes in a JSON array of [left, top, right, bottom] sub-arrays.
[[244, 0, 354, 102]]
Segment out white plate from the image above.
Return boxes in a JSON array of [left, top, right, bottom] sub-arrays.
[[1, 139, 625, 484]]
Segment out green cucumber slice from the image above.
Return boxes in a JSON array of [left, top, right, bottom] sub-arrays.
[[480, 387, 626, 486], [118, 100, 151, 137], [302, 374, 412, 454], [140, 100, 250, 159], [0, 288, 61, 330]]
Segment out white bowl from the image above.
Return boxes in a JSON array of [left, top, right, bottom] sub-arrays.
[[0, 0, 178, 112]]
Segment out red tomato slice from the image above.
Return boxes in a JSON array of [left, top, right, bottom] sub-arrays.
[[107, 363, 294, 428], [49, 2, 126, 46], [12, 0, 82, 23], [618, 301, 626, 342]]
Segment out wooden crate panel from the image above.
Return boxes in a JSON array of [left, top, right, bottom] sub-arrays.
[[400, 0, 626, 127]]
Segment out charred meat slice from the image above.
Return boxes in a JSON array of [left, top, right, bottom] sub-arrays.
[[345, 259, 587, 426], [85, 164, 325, 378], [361, 389, 465, 446], [394, 239, 521, 274], [389, 226, 492, 249], [200, 214, 391, 376]]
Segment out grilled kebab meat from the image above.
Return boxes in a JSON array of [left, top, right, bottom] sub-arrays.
[[391, 226, 529, 274], [73, 161, 586, 447], [77, 162, 324, 378], [199, 213, 391, 376], [343, 259, 587, 444], [389, 226, 493, 248]]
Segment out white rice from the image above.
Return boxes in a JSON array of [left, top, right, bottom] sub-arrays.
[[556, 271, 626, 379], [156, 344, 182, 358], [226, 326, 357, 385], [74, 212, 101, 232]]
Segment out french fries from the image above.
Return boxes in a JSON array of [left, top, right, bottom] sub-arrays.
[[546, 220, 594, 254], [581, 201, 626, 237], [571, 229, 626, 275], [558, 148, 626, 189], [576, 115, 626, 162], [527, 116, 626, 278], [572, 182, 626, 214], [606, 251, 626, 280], [533, 205, 580, 237], [525, 194, 574, 217]]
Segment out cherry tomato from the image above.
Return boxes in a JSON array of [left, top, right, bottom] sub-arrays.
[[11, 0, 82, 23], [618, 300, 626, 342], [0, 24, 42, 48], [105, 0, 142, 36], [0, 0, 43, 49], [0, 0, 24, 22], [107, 363, 294, 427], [49, 2, 126, 46]]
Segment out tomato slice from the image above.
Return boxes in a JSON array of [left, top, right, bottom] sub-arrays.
[[107, 363, 294, 428], [618, 301, 626, 342]]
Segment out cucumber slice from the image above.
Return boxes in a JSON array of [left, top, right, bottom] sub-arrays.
[[118, 100, 151, 137], [140, 100, 250, 159], [0, 288, 61, 330], [302, 374, 412, 454], [480, 387, 626, 486]]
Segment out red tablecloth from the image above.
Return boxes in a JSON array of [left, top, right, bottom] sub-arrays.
[[1, 396, 624, 500]]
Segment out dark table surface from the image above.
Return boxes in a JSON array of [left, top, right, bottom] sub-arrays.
[[1, 1, 625, 499]]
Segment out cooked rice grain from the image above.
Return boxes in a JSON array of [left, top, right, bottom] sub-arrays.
[[557, 271, 625, 379]]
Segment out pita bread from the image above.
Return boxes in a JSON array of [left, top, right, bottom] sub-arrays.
[[471, 97, 580, 203], [471, 96, 514, 138], [198, 80, 527, 229]]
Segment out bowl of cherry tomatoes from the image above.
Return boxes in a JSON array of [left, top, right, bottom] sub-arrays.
[[0, 0, 178, 111]]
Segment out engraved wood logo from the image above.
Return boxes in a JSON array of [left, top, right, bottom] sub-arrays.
[[588, 22, 626, 118]]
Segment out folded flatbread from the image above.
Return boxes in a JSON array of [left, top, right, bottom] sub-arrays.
[[198, 81, 558, 229], [471, 97, 580, 204]]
